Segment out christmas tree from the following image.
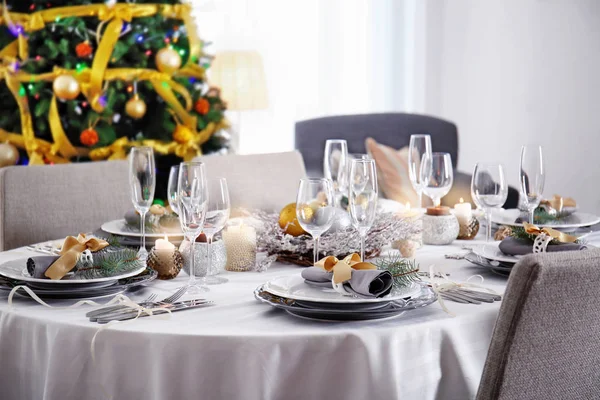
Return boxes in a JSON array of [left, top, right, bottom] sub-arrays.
[[0, 0, 229, 197]]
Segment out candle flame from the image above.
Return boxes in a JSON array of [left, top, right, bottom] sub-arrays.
[[459, 198, 464, 203], [405, 202, 411, 210], [164, 235, 168, 241]]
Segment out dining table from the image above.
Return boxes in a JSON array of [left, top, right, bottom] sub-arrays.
[[0, 238, 508, 400]]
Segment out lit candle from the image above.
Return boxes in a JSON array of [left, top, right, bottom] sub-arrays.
[[453, 198, 472, 225], [222, 222, 257, 271], [401, 202, 419, 218], [155, 236, 175, 251]]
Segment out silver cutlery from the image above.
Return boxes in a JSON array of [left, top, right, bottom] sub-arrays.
[[86, 293, 158, 319], [440, 288, 502, 305], [94, 298, 213, 324]]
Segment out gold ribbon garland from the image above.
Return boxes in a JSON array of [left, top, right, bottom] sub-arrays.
[[541, 195, 577, 213], [315, 253, 377, 284], [45, 234, 109, 280], [523, 223, 578, 244], [0, 3, 221, 164]]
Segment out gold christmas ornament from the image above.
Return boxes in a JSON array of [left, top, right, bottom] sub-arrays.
[[149, 204, 166, 216], [278, 203, 307, 237], [457, 217, 480, 240], [125, 95, 147, 119], [155, 47, 182, 74], [0, 143, 19, 167], [53, 74, 80, 100], [147, 247, 184, 280], [172, 124, 194, 144]]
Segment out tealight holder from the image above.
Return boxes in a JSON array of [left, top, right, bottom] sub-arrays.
[[422, 207, 460, 245], [457, 217, 480, 240], [147, 247, 184, 280], [179, 240, 227, 277]]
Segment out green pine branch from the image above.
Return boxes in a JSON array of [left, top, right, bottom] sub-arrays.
[[374, 254, 420, 289]]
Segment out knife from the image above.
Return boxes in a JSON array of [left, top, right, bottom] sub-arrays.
[[93, 299, 213, 324]]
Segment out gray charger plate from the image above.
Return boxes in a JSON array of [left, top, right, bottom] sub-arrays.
[[464, 252, 513, 276], [254, 283, 437, 321]]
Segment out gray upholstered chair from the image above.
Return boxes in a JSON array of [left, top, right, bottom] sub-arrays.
[[477, 249, 600, 399], [194, 151, 306, 212], [295, 113, 519, 208], [0, 161, 130, 251]]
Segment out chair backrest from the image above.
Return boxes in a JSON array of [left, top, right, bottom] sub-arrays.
[[477, 249, 600, 400], [0, 161, 131, 251], [194, 151, 306, 212], [295, 113, 458, 176]]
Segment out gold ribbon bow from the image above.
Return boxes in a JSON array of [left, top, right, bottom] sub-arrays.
[[523, 223, 578, 244], [45, 234, 109, 280], [541, 195, 577, 213], [315, 253, 376, 284]]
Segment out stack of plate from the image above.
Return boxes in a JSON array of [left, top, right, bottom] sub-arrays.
[[491, 209, 600, 233], [100, 219, 184, 248], [255, 275, 437, 321], [467, 243, 519, 276], [0, 257, 157, 299]]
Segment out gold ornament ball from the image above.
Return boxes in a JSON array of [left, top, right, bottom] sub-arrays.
[[278, 203, 307, 237], [125, 95, 147, 119], [155, 48, 182, 74], [0, 143, 19, 167], [53, 75, 80, 100], [172, 124, 194, 144]]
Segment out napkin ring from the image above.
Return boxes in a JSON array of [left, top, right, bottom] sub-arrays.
[[533, 233, 552, 253], [332, 279, 352, 297]]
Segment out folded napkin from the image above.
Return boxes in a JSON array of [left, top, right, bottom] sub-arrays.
[[499, 237, 588, 256], [26, 256, 60, 279], [301, 267, 393, 298]]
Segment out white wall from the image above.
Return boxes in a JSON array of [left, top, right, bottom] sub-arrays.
[[421, 0, 600, 213]]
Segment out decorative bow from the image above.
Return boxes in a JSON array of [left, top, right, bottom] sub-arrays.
[[315, 253, 376, 284], [541, 195, 577, 213], [523, 223, 578, 244], [45, 234, 109, 280]]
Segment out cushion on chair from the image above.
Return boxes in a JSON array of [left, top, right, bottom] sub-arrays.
[[194, 151, 307, 212], [364, 137, 419, 206], [477, 249, 600, 400], [0, 161, 130, 251]]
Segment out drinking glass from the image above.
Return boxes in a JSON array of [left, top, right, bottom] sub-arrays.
[[422, 152, 453, 207], [128, 146, 155, 260], [178, 161, 209, 293], [204, 178, 230, 285], [471, 163, 508, 241], [348, 159, 378, 261], [167, 165, 180, 215], [408, 134, 432, 207], [323, 139, 348, 206], [519, 145, 545, 224], [296, 178, 335, 265]]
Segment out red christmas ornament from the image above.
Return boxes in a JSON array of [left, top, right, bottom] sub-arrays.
[[194, 98, 210, 115], [80, 128, 99, 147], [76, 42, 93, 58]]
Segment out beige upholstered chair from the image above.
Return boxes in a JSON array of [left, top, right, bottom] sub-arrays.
[[194, 151, 307, 212], [0, 161, 130, 251], [477, 249, 600, 399]]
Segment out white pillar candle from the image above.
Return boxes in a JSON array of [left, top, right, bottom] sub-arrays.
[[223, 223, 257, 271], [155, 236, 175, 251], [454, 198, 472, 225]]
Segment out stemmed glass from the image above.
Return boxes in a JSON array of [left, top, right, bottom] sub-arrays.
[[348, 159, 378, 261], [128, 146, 155, 260], [167, 165, 180, 215], [324, 139, 348, 206], [471, 163, 508, 241], [408, 134, 432, 208], [519, 145, 545, 224], [296, 178, 335, 265], [204, 178, 230, 285], [178, 161, 209, 293], [422, 152, 453, 207]]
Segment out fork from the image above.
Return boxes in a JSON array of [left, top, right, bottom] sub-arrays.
[[86, 293, 158, 319]]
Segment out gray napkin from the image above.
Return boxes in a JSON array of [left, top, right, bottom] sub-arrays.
[[26, 256, 60, 279], [301, 267, 393, 298], [499, 237, 588, 256]]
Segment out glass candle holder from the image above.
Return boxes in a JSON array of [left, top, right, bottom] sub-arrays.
[[179, 240, 227, 277]]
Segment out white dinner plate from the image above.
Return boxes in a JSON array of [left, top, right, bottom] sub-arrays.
[[491, 209, 600, 229], [101, 219, 183, 238], [472, 242, 520, 264], [0, 258, 147, 285], [263, 274, 421, 304]]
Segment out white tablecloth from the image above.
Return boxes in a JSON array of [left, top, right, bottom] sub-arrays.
[[0, 241, 506, 400]]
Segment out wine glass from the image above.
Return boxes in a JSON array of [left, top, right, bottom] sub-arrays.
[[348, 159, 378, 261], [204, 178, 230, 285], [471, 163, 508, 241], [323, 139, 348, 206], [128, 146, 155, 260], [167, 165, 180, 215], [519, 145, 545, 224], [422, 152, 453, 207], [408, 134, 432, 208], [296, 178, 335, 265], [178, 161, 209, 293]]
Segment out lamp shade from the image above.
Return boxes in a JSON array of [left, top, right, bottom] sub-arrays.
[[209, 51, 268, 111]]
